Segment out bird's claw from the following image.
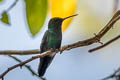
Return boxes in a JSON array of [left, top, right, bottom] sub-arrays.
[[59, 48, 63, 54], [94, 33, 103, 44], [60, 51, 63, 54]]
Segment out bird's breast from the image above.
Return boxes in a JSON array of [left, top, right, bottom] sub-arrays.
[[47, 31, 62, 50]]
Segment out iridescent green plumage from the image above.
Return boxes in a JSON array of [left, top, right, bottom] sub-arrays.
[[38, 14, 78, 77]]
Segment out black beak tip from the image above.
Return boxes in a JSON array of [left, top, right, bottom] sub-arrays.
[[74, 14, 79, 16], [63, 14, 78, 20]]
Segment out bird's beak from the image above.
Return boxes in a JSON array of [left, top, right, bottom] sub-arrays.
[[62, 14, 78, 21]]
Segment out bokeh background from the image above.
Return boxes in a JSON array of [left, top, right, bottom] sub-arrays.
[[0, 0, 120, 80]]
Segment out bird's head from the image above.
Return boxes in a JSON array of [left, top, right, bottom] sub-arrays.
[[48, 14, 78, 30]]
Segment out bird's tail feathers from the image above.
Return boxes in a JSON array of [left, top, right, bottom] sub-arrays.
[[38, 56, 54, 77]]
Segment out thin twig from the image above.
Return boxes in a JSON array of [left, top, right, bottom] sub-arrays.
[[0, 10, 120, 79], [0, 50, 53, 79], [88, 10, 120, 53], [6, 0, 18, 12], [9, 56, 38, 76], [9, 55, 46, 80], [0, 11, 120, 55], [102, 67, 120, 80], [89, 34, 120, 52], [0, 49, 40, 55]]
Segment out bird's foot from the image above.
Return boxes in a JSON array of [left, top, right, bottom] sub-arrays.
[[59, 48, 63, 54], [94, 33, 103, 45]]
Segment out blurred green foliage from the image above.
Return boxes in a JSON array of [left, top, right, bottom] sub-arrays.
[[0, 11, 10, 25], [0, 0, 76, 37], [0, 0, 2, 3], [24, 0, 48, 36]]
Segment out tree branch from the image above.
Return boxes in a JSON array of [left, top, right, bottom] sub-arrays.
[[0, 11, 120, 55], [89, 34, 120, 52], [9, 56, 38, 76], [102, 67, 120, 80], [0, 10, 120, 79], [0, 49, 40, 55], [9, 55, 46, 80], [6, 0, 18, 12], [0, 50, 53, 79]]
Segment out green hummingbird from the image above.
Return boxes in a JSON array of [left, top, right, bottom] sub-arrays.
[[38, 14, 78, 77]]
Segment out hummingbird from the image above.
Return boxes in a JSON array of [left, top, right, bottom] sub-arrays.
[[38, 14, 78, 77]]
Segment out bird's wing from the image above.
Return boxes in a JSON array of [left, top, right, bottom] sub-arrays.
[[40, 30, 49, 53], [39, 30, 52, 76]]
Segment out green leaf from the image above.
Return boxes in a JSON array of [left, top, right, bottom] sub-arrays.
[[0, 11, 10, 25], [0, 0, 3, 3], [24, 0, 48, 36]]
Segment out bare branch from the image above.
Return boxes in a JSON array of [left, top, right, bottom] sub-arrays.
[[0, 10, 120, 79], [102, 67, 120, 80], [0, 11, 120, 55], [9, 55, 46, 80], [89, 34, 120, 52], [6, 0, 18, 12], [0, 49, 40, 55], [9, 56, 38, 76], [0, 50, 53, 79]]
